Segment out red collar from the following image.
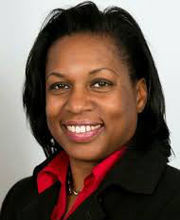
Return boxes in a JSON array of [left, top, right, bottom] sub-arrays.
[[37, 146, 126, 194], [37, 146, 126, 220]]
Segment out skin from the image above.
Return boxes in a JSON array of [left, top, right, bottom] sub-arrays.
[[45, 33, 147, 210]]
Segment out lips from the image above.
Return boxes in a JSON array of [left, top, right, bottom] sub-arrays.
[[62, 120, 104, 142]]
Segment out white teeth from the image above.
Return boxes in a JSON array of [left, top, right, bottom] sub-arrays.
[[91, 125, 100, 130], [80, 126, 86, 133], [72, 126, 75, 132], [76, 126, 81, 133], [86, 125, 91, 132], [66, 125, 101, 133]]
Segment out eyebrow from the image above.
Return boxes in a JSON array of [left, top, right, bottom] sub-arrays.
[[46, 67, 118, 80]]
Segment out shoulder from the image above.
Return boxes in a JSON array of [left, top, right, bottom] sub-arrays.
[[162, 164, 180, 193], [0, 176, 37, 219], [148, 164, 180, 219], [157, 165, 180, 219], [161, 165, 180, 189]]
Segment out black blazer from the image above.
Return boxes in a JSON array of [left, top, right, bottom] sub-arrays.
[[1, 141, 180, 220]]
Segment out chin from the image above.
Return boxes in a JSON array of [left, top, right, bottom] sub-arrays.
[[65, 145, 112, 162]]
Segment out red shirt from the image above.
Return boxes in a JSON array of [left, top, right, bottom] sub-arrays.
[[37, 146, 126, 220]]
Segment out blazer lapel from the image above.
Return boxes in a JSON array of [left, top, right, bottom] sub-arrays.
[[19, 140, 167, 220], [98, 141, 167, 195], [19, 182, 106, 220], [19, 182, 59, 220]]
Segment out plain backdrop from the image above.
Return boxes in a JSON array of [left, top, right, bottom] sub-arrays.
[[0, 0, 180, 205]]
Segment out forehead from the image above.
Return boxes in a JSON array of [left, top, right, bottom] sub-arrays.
[[45, 33, 128, 78], [47, 33, 118, 55]]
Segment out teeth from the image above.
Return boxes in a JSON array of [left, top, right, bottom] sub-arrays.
[[86, 125, 91, 132], [66, 125, 101, 133]]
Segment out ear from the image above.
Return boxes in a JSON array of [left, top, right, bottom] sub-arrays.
[[135, 78, 147, 113]]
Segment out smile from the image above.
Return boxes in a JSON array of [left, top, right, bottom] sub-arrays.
[[66, 124, 101, 133], [63, 124, 104, 142]]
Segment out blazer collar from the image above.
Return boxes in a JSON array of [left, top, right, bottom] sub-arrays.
[[20, 182, 106, 220], [98, 141, 168, 195], [19, 141, 168, 220]]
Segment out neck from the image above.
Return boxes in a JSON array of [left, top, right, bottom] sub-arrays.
[[69, 157, 98, 191]]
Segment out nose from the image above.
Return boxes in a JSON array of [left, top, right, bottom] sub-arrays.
[[64, 87, 94, 114]]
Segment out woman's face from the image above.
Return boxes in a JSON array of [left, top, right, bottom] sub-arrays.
[[45, 33, 147, 162]]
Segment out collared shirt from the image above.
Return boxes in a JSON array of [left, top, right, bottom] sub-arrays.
[[37, 146, 126, 220]]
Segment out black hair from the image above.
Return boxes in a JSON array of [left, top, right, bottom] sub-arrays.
[[23, 1, 171, 158]]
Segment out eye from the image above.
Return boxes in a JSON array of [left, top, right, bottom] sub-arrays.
[[91, 79, 113, 88], [48, 82, 70, 92]]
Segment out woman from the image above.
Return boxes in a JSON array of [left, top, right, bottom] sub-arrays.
[[1, 1, 180, 220]]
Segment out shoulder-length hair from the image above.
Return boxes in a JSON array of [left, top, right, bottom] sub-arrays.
[[23, 1, 171, 158]]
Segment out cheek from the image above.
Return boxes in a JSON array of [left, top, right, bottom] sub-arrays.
[[102, 88, 138, 136], [101, 89, 136, 119], [46, 95, 63, 124], [45, 96, 65, 140]]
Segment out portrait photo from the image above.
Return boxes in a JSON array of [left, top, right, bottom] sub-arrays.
[[0, 1, 180, 219]]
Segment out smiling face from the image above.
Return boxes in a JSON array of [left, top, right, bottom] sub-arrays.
[[45, 33, 147, 162]]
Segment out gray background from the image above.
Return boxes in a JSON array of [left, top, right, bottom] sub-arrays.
[[0, 0, 180, 205]]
